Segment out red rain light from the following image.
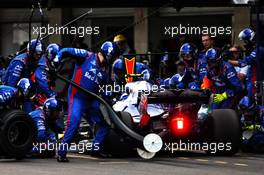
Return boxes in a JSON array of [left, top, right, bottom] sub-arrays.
[[176, 118, 184, 130], [170, 114, 189, 136]]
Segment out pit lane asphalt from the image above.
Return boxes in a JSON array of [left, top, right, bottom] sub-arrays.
[[0, 152, 263, 175]]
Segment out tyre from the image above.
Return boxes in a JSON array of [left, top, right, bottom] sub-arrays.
[[102, 112, 135, 157], [0, 110, 37, 158], [117, 111, 134, 129], [206, 109, 241, 155]]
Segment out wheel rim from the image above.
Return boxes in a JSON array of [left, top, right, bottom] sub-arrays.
[[136, 148, 156, 159], [143, 133, 163, 153], [7, 121, 31, 147]]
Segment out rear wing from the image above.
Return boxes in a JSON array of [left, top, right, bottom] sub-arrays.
[[146, 89, 210, 104]]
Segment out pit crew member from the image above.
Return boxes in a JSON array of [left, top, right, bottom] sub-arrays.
[[0, 78, 34, 108], [3, 39, 43, 112], [53, 42, 120, 162], [198, 34, 215, 81], [29, 97, 63, 143], [113, 34, 130, 55], [201, 48, 242, 109], [169, 43, 200, 90], [33, 43, 60, 100], [229, 28, 264, 103]]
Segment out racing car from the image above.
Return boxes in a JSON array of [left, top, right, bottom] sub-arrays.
[[100, 80, 241, 158], [55, 56, 241, 159]]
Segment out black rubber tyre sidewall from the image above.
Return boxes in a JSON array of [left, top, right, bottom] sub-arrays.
[[0, 110, 37, 157]]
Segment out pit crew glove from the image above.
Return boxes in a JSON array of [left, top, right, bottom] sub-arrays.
[[213, 92, 228, 104]]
